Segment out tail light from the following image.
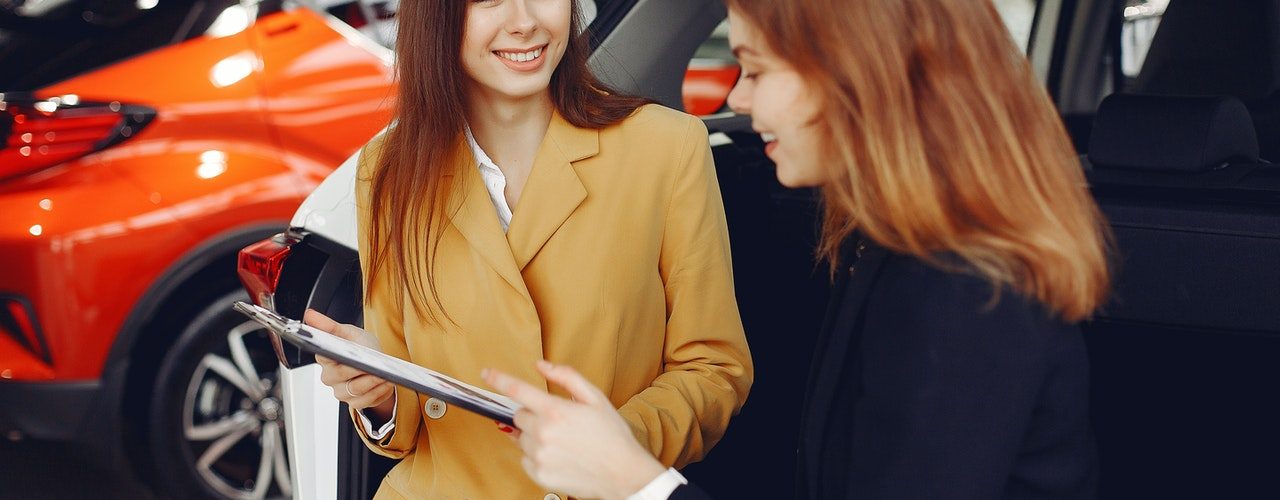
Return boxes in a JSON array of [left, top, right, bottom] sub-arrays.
[[682, 61, 741, 116], [0, 295, 50, 365], [238, 233, 300, 310], [0, 92, 156, 180]]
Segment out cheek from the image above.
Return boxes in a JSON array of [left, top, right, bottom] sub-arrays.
[[779, 117, 829, 185], [546, 2, 572, 36], [543, 8, 572, 61]]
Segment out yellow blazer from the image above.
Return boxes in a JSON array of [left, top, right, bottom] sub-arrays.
[[352, 104, 753, 499]]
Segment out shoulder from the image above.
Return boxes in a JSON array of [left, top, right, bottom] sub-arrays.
[[601, 104, 707, 150], [355, 131, 390, 183], [619, 103, 700, 128], [868, 251, 1075, 344]]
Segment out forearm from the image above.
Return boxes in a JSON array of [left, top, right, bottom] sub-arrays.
[[617, 361, 750, 468]]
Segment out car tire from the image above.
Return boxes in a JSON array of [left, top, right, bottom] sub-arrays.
[[148, 290, 292, 500]]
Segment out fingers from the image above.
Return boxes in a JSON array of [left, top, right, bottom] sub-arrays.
[[334, 375, 393, 409], [482, 368, 561, 415], [304, 309, 368, 343], [495, 420, 521, 439], [347, 373, 389, 394], [329, 323, 369, 343], [303, 308, 339, 333], [512, 408, 536, 433], [535, 360, 608, 407], [318, 360, 369, 387], [348, 378, 395, 409]]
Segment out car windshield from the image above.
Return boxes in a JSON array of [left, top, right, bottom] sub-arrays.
[[0, 0, 241, 90]]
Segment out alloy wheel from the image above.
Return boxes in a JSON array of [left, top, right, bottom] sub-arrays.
[[180, 320, 292, 500]]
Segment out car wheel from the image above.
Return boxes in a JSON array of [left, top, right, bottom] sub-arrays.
[[148, 290, 292, 500]]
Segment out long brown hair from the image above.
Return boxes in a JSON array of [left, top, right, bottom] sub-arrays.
[[725, 0, 1111, 321], [368, 1, 649, 322]]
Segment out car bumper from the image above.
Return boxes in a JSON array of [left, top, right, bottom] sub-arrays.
[[0, 380, 100, 442]]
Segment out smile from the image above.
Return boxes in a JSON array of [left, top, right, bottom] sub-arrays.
[[493, 45, 546, 66]]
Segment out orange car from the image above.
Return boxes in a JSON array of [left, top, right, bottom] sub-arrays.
[[0, 1, 394, 497]]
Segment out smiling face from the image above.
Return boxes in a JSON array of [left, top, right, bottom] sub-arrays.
[[725, 9, 829, 188], [461, 0, 572, 103]]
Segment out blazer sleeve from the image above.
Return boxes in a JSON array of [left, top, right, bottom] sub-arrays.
[[843, 262, 1062, 499], [669, 483, 715, 500], [616, 116, 754, 468], [349, 136, 423, 458]]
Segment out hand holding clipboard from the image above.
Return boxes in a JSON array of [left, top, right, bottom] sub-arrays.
[[303, 309, 398, 420], [233, 302, 520, 426]]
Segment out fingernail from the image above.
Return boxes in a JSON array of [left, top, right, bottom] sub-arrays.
[[498, 424, 514, 433]]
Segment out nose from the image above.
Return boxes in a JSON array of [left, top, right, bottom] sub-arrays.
[[507, 0, 538, 36], [727, 72, 751, 115]]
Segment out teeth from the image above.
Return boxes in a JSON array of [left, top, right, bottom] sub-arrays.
[[761, 132, 777, 143], [498, 47, 543, 63]]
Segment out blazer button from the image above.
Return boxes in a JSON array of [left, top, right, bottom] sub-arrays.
[[424, 398, 447, 419], [543, 494, 561, 500]]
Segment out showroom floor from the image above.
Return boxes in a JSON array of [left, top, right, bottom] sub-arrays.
[[0, 441, 157, 500]]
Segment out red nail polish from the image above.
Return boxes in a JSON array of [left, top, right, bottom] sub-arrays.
[[498, 424, 514, 433]]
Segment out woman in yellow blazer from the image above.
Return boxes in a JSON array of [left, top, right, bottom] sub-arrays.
[[300, 1, 753, 498]]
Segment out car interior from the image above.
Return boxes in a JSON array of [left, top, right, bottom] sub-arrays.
[[1061, 1, 1280, 498]]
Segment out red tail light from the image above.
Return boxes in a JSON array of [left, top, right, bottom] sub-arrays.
[[238, 233, 300, 309], [0, 93, 156, 180], [682, 62, 741, 116]]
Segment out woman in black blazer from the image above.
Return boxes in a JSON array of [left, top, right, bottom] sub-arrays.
[[789, 240, 1097, 500], [482, 1, 1111, 499]]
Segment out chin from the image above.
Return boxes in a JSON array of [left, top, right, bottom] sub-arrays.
[[775, 164, 824, 188], [495, 80, 553, 100]]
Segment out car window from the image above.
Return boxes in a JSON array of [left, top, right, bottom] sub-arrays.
[[1119, 0, 1168, 83], [682, 20, 737, 116], [0, 0, 245, 90], [992, 0, 1039, 53]]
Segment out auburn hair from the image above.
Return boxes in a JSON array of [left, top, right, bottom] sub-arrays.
[[725, 0, 1111, 321], [368, 1, 650, 322]]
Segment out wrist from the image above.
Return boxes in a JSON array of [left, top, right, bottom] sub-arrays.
[[607, 454, 667, 500], [368, 394, 395, 421]]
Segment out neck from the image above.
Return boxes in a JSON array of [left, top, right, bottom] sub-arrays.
[[466, 89, 555, 163]]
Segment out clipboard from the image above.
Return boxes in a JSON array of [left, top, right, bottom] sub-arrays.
[[233, 301, 520, 426]]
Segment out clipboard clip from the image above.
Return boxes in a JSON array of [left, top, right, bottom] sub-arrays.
[[233, 301, 297, 369]]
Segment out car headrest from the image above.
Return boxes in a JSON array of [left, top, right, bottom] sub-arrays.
[[1088, 94, 1260, 173], [1133, 0, 1280, 102]]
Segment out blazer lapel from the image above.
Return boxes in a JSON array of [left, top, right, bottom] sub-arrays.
[[801, 239, 890, 497], [446, 148, 530, 298], [506, 112, 598, 270]]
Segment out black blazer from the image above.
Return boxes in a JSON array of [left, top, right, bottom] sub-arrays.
[[673, 240, 1097, 500]]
